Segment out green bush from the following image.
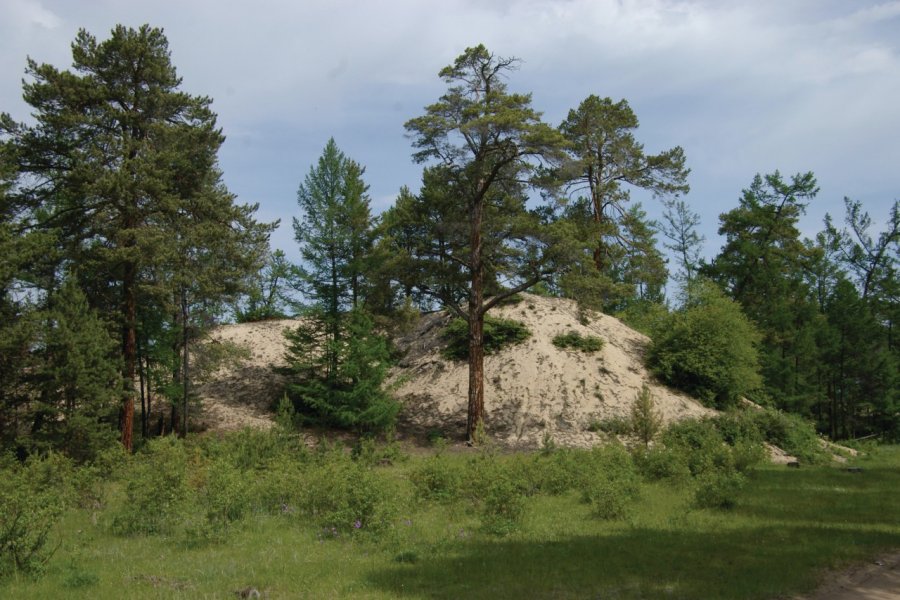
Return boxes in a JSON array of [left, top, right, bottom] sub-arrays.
[[747, 409, 827, 464], [204, 427, 306, 472], [662, 419, 734, 477], [442, 316, 531, 360], [647, 281, 762, 408], [409, 454, 464, 503], [580, 445, 641, 520], [587, 415, 631, 436], [0, 455, 70, 576], [694, 470, 745, 510], [480, 474, 527, 535], [299, 458, 396, 535], [250, 453, 308, 514], [633, 446, 691, 484], [527, 449, 591, 495], [112, 437, 190, 536], [552, 331, 604, 353], [199, 458, 253, 531]]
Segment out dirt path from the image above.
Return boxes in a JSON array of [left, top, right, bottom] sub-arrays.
[[795, 551, 900, 600]]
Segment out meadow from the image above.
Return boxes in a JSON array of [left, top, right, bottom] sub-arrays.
[[1, 425, 898, 599]]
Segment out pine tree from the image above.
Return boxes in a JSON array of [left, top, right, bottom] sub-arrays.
[[2, 25, 273, 449], [557, 95, 689, 273], [402, 45, 568, 442]]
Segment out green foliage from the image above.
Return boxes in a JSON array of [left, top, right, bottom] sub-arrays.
[[112, 438, 190, 536], [552, 331, 604, 353], [299, 457, 396, 535], [580, 444, 641, 520], [587, 415, 631, 436], [693, 470, 746, 510], [648, 281, 762, 408], [632, 446, 691, 484], [194, 458, 253, 537], [0, 454, 70, 576], [630, 384, 663, 447], [442, 316, 531, 361], [283, 308, 399, 432], [480, 474, 527, 535], [409, 454, 464, 503], [746, 409, 827, 464]]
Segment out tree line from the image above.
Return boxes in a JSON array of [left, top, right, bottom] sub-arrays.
[[1, 28, 896, 461]]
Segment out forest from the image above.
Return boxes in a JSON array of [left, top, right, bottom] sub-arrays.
[[1, 25, 896, 460], [0, 23, 898, 598]]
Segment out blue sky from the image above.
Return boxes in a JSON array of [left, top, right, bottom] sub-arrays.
[[2, 0, 898, 265]]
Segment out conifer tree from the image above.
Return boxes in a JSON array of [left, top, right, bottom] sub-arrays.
[[2, 25, 272, 449], [283, 140, 396, 432], [402, 45, 569, 442]]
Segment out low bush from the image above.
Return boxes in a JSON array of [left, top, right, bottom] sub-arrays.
[[552, 331, 604, 353], [480, 474, 527, 535], [694, 470, 745, 510], [111, 437, 190, 536], [0, 455, 70, 576], [442, 316, 531, 360], [299, 458, 396, 535], [632, 446, 691, 484], [409, 454, 464, 503], [747, 409, 827, 464], [580, 444, 641, 520]]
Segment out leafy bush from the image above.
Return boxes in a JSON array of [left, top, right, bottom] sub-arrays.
[[694, 470, 745, 510], [527, 449, 592, 495], [409, 454, 464, 503], [747, 409, 827, 464], [197, 458, 253, 533], [0, 455, 70, 576], [647, 281, 762, 408], [580, 445, 641, 520], [552, 331, 604, 353], [442, 316, 531, 360], [299, 458, 396, 534], [662, 419, 734, 477], [633, 446, 691, 484], [480, 474, 527, 535], [587, 415, 631, 436], [112, 437, 190, 536]]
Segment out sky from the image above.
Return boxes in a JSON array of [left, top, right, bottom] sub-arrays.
[[1, 0, 898, 264]]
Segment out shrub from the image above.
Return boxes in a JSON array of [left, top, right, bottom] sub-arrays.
[[552, 331, 604, 353], [198, 458, 253, 533], [587, 415, 631, 436], [527, 449, 591, 495], [747, 409, 827, 464], [633, 446, 691, 484], [299, 458, 396, 534], [0, 455, 69, 576], [112, 437, 190, 535], [409, 454, 464, 503], [480, 474, 527, 535], [662, 419, 734, 477], [442, 316, 531, 360], [647, 281, 762, 408], [694, 470, 745, 510], [580, 445, 641, 520]]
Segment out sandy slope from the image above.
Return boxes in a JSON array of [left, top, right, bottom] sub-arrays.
[[390, 293, 713, 447], [193, 294, 714, 447]]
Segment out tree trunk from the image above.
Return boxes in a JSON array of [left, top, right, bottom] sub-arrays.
[[137, 335, 147, 438], [466, 194, 485, 443], [120, 260, 137, 452], [181, 287, 190, 438]]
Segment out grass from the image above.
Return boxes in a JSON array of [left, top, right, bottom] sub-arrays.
[[2, 441, 899, 599]]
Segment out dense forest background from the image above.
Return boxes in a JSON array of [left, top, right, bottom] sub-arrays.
[[1, 26, 897, 461]]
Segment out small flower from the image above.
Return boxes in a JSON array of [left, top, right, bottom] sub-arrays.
[[353, 519, 362, 529]]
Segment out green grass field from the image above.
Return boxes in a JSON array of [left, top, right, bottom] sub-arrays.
[[2, 439, 898, 599]]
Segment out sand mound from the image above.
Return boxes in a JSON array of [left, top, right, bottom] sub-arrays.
[[193, 294, 714, 447], [389, 293, 713, 448], [194, 319, 295, 432]]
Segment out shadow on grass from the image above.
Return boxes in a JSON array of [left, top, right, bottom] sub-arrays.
[[366, 524, 900, 600]]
